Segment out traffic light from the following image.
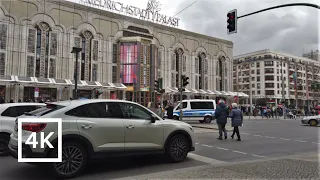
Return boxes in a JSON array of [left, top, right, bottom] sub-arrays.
[[227, 9, 237, 34], [95, 90, 103, 99], [181, 75, 189, 88], [155, 78, 164, 94]]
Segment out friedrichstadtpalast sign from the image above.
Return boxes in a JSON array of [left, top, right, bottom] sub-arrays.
[[79, 0, 180, 27]]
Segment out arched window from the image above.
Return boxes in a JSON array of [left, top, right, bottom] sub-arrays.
[[171, 48, 183, 88], [26, 22, 57, 78], [0, 23, 8, 75], [73, 30, 98, 81], [216, 56, 227, 91], [196, 52, 208, 90]]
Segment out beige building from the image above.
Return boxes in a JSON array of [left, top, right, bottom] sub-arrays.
[[0, 0, 234, 106], [233, 49, 320, 108]]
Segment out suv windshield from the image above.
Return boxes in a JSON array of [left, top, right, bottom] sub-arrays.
[[24, 104, 65, 116]]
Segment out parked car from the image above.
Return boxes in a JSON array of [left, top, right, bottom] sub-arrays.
[[0, 103, 45, 156], [170, 99, 217, 123], [8, 99, 195, 179], [301, 115, 320, 126]]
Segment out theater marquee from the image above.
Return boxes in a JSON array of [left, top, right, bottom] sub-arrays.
[[79, 0, 180, 27]]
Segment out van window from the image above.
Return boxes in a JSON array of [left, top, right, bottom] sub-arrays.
[[176, 102, 187, 110], [190, 102, 214, 109]]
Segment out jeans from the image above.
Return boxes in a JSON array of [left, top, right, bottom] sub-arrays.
[[218, 123, 227, 138], [232, 126, 240, 139]]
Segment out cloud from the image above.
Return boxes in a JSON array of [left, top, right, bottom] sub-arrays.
[[174, 0, 320, 56]]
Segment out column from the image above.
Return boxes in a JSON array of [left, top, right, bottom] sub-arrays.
[[82, 31, 93, 81]]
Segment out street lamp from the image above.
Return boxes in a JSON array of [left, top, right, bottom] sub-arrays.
[[71, 47, 82, 99]]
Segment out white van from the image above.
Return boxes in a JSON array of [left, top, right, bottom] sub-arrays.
[[172, 99, 216, 123]]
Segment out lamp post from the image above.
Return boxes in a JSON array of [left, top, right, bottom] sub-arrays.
[[71, 47, 82, 99]]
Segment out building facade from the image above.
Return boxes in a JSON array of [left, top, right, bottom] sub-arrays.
[[0, 0, 234, 106], [233, 49, 320, 107], [302, 50, 320, 61]]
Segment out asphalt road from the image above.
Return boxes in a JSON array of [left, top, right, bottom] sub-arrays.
[[0, 118, 318, 179]]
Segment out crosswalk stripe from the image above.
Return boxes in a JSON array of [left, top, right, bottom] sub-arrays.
[[188, 153, 226, 165]]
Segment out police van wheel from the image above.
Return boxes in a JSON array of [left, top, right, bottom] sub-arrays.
[[174, 116, 179, 120], [204, 116, 212, 123], [199, 120, 205, 123]]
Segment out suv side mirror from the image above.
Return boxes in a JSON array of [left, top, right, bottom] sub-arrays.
[[150, 114, 157, 123]]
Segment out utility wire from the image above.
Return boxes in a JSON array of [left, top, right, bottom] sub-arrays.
[[173, 0, 199, 17]]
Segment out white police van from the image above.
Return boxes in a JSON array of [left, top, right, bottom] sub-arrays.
[[172, 99, 216, 123]]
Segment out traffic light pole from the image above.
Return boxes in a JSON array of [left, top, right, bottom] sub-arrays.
[[237, 3, 319, 19]]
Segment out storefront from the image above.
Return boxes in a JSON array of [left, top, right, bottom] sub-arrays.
[[24, 86, 57, 102]]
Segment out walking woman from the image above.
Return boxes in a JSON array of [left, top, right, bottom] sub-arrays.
[[229, 103, 243, 141]]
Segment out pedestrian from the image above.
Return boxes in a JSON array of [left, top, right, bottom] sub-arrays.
[[229, 103, 243, 141], [215, 99, 229, 140], [165, 102, 174, 119]]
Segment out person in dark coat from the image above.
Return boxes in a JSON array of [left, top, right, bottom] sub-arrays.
[[165, 103, 174, 119], [215, 99, 229, 140], [229, 103, 243, 141]]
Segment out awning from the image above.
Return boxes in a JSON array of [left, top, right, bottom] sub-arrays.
[[0, 75, 15, 82], [227, 91, 237, 96], [99, 82, 114, 88], [111, 83, 126, 89], [52, 79, 70, 85], [191, 89, 199, 94], [69, 80, 86, 86], [220, 91, 231, 96], [167, 87, 178, 93], [175, 87, 192, 93], [84, 81, 101, 87], [199, 89, 208, 94], [34, 77, 53, 84], [206, 90, 216, 95], [213, 90, 223, 95], [238, 92, 249, 97], [16, 76, 34, 83]]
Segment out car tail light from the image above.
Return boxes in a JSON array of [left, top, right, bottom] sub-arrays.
[[22, 123, 47, 133]]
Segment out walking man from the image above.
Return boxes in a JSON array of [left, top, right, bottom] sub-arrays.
[[215, 99, 229, 140]]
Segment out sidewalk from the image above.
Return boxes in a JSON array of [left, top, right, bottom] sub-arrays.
[[242, 116, 299, 120], [113, 154, 320, 179]]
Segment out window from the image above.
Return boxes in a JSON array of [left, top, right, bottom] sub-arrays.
[[265, 68, 274, 73], [66, 102, 123, 118], [0, 24, 7, 75], [265, 76, 274, 81], [257, 69, 260, 75], [265, 83, 274, 88], [251, 77, 255, 81], [119, 102, 153, 120], [266, 90, 274, 95], [112, 44, 117, 63], [277, 69, 279, 74], [190, 102, 214, 109], [183, 55, 187, 72], [0, 53, 5, 75], [257, 90, 260, 94], [256, 62, 260, 68], [1, 105, 42, 117], [176, 102, 188, 110], [251, 63, 254, 67], [251, 70, 255, 74], [277, 76, 279, 81], [257, 76, 260, 82], [112, 66, 117, 83], [265, 61, 274, 66], [257, 83, 260, 89]]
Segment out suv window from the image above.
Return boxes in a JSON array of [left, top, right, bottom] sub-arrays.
[[1, 105, 43, 117], [176, 102, 187, 110], [190, 102, 214, 109], [25, 104, 64, 117], [119, 102, 152, 120], [66, 102, 123, 118]]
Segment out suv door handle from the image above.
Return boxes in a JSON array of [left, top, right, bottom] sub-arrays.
[[126, 125, 134, 129], [81, 125, 92, 129]]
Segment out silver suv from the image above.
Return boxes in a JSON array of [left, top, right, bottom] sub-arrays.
[[9, 99, 195, 179]]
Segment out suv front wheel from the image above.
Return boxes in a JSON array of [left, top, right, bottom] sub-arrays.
[[48, 142, 88, 179], [165, 134, 189, 163]]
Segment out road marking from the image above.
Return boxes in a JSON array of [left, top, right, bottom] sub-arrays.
[[242, 133, 250, 135], [232, 150, 247, 154], [253, 135, 263, 137], [195, 143, 199, 145], [202, 144, 213, 148], [188, 153, 226, 165], [294, 140, 307, 143], [312, 142, 320, 145], [252, 154, 268, 158], [216, 147, 229, 151], [265, 136, 275, 139], [280, 138, 291, 141]]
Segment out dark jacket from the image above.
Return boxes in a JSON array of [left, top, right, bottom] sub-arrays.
[[215, 103, 229, 124], [166, 106, 174, 119], [229, 108, 243, 127]]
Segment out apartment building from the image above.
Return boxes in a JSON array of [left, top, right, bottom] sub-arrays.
[[233, 49, 320, 107]]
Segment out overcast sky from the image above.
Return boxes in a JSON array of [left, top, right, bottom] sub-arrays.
[[69, 0, 319, 57]]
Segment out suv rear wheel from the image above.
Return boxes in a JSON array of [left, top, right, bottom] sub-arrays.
[[165, 134, 189, 163], [48, 142, 88, 179]]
